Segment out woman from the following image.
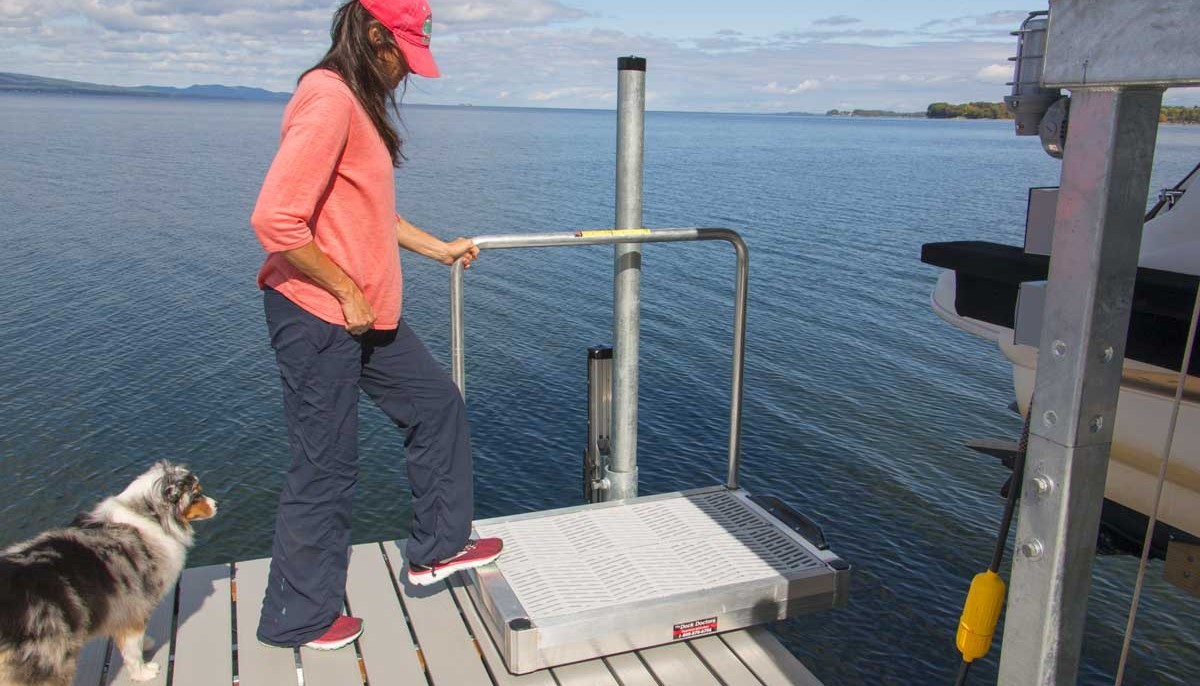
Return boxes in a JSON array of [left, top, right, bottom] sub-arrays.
[[250, 0, 502, 650]]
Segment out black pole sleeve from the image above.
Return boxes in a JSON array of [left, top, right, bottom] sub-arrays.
[[588, 345, 614, 360], [618, 56, 647, 71]]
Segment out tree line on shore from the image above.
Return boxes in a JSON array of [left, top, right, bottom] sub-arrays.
[[923, 101, 1199, 123], [1159, 106, 1200, 124], [926, 102, 1012, 119]]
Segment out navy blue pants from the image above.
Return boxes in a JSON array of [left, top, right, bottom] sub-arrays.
[[257, 289, 473, 646]]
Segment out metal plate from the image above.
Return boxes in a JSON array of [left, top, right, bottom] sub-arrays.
[[1165, 540, 1200, 597], [467, 488, 848, 674], [1043, 0, 1200, 88]]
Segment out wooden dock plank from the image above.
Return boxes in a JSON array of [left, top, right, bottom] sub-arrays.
[[382, 541, 493, 686], [172, 564, 233, 686], [106, 584, 177, 686], [639, 642, 721, 686], [299, 640, 363, 686], [552, 660, 621, 686], [232, 558, 298, 686], [345, 543, 429, 686], [447, 575, 554, 686], [689, 635, 762, 686], [603, 653, 660, 686], [721, 627, 823, 686], [157, 542, 825, 686], [72, 638, 110, 686]]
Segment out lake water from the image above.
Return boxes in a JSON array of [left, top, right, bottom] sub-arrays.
[[1, 92, 1198, 685]]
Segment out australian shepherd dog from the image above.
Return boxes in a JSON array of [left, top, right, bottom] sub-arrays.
[[0, 461, 216, 685]]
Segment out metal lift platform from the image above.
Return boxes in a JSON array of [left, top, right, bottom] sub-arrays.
[[449, 228, 851, 675], [466, 486, 849, 674]]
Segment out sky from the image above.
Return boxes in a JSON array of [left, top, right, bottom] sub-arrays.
[[2, 0, 1198, 112]]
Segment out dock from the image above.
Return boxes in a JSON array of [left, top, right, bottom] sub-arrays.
[[69, 540, 825, 686]]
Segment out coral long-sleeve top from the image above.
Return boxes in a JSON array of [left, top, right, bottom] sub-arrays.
[[251, 69, 402, 330]]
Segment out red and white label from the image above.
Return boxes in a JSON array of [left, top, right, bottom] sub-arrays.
[[673, 616, 718, 640]]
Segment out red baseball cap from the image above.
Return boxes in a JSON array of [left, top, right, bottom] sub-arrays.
[[360, 0, 440, 78]]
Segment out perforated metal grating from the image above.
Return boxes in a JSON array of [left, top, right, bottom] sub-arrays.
[[474, 490, 824, 620]]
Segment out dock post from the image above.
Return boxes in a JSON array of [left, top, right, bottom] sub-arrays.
[[996, 88, 1162, 685], [608, 55, 647, 501]]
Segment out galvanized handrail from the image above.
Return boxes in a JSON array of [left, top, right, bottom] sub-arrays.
[[449, 227, 749, 490]]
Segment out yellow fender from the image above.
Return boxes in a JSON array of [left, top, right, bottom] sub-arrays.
[[956, 570, 1007, 662]]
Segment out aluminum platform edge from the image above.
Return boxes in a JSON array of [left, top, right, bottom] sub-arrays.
[[465, 486, 850, 674]]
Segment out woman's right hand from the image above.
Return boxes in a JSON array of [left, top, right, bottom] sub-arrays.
[[339, 287, 376, 335], [278, 242, 376, 334]]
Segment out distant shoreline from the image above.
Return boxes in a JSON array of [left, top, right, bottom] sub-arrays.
[[4, 73, 1197, 122], [0, 71, 290, 102], [0, 87, 288, 102]]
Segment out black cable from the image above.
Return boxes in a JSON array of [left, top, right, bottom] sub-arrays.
[[955, 660, 971, 686], [989, 408, 1032, 573], [957, 403, 1033, 686]]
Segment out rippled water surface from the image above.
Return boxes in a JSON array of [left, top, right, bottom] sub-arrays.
[[2, 93, 1198, 685]]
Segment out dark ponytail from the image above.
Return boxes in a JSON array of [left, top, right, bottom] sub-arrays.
[[305, 1, 407, 167]]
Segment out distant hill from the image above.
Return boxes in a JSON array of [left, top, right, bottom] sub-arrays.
[[0, 72, 290, 102]]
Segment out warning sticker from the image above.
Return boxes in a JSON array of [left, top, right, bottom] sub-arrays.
[[673, 617, 718, 640], [576, 229, 652, 238]]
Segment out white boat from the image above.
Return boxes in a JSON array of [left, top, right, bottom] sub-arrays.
[[923, 162, 1200, 543]]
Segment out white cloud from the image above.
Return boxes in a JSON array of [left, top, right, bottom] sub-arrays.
[[438, 0, 588, 29], [78, 1, 177, 33], [4, 1, 1195, 111], [918, 10, 1026, 41], [975, 63, 1012, 83], [976, 10, 1030, 26], [755, 80, 820, 95], [0, 0, 65, 26], [694, 32, 758, 51], [812, 15, 860, 27], [776, 27, 905, 43], [528, 85, 611, 102]]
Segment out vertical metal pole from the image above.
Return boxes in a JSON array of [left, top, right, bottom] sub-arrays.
[[997, 88, 1162, 686], [608, 56, 646, 501], [586, 346, 614, 502], [451, 261, 466, 397], [726, 235, 749, 490]]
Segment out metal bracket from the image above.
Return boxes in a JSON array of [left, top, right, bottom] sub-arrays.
[[1159, 188, 1185, 211], [1165, 540, 1200, 597]]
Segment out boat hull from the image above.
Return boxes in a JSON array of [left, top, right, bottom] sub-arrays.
[[934, 271, 1200, 537]]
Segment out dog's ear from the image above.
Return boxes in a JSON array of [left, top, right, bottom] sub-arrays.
[[163, 479, 185, 504], [163, 471, 199, 505]]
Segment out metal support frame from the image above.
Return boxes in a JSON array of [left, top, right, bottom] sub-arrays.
[[611, 57, 648, 500], [997, 88, 1163, 685], [1042, 0, 1200, 89], [449, 227, 749, 490]]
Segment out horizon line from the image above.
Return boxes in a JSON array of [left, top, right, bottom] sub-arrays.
[[0, 70, 997, 118]]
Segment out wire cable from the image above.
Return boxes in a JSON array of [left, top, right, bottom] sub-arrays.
[[1113, 283, 1200, 684], [954, 659, 971, 686], [991, 410, 1032, 574], [954, 401, 1032, 685]]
